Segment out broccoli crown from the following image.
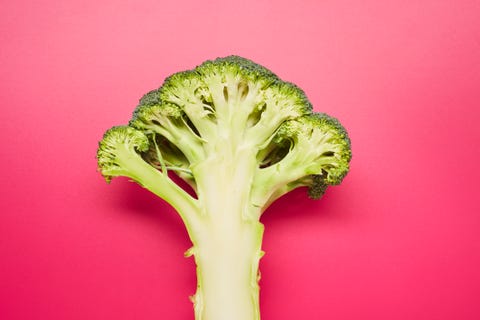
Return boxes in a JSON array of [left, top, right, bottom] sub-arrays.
[[97, 56, 351, 207]]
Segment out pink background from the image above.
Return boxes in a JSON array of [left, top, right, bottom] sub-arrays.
[[1, 0, 479, 319]]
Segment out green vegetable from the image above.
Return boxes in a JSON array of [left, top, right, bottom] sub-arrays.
[[97, 56, 351, 320]]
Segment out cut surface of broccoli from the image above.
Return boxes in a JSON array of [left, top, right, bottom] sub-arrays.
[[97, 56, 351, 320]]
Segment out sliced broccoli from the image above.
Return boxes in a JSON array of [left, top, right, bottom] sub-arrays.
[[97, 56, 351, 320]]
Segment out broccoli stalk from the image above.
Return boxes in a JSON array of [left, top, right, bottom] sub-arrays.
[[97, 56, 351, 320]]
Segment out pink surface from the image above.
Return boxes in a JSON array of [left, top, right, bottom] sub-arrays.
[[1, 0, 479, 319]]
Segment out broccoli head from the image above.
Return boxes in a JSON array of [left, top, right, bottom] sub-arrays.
[[97, 56, 351, 320]]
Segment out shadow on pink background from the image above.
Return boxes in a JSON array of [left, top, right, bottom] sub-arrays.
[[1, 0, 479, 319]]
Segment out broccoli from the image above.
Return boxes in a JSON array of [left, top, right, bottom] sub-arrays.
[[97, 56, 351, 320]]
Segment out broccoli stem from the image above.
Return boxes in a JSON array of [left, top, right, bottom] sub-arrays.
[[191, 219, 264, 320], [186, 136, 264, 320]]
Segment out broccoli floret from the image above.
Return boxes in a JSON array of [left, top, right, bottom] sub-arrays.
[[97, 56, 351, 320], [250, 112, 351, 209], [97, 126, 150, 182]]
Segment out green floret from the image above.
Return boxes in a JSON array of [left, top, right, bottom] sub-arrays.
[[196, 56, 278, 81], [306, 174, 330, 199], [137, 88, 162, 106], [96, 56, 352, 320], [130, 102, 204, 163], [252, 112, 351, 208], [97, 126, 150, 182], [273, 113, 352, 180], [155, 70, 217, 139], [245, 80, 312, 147]]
